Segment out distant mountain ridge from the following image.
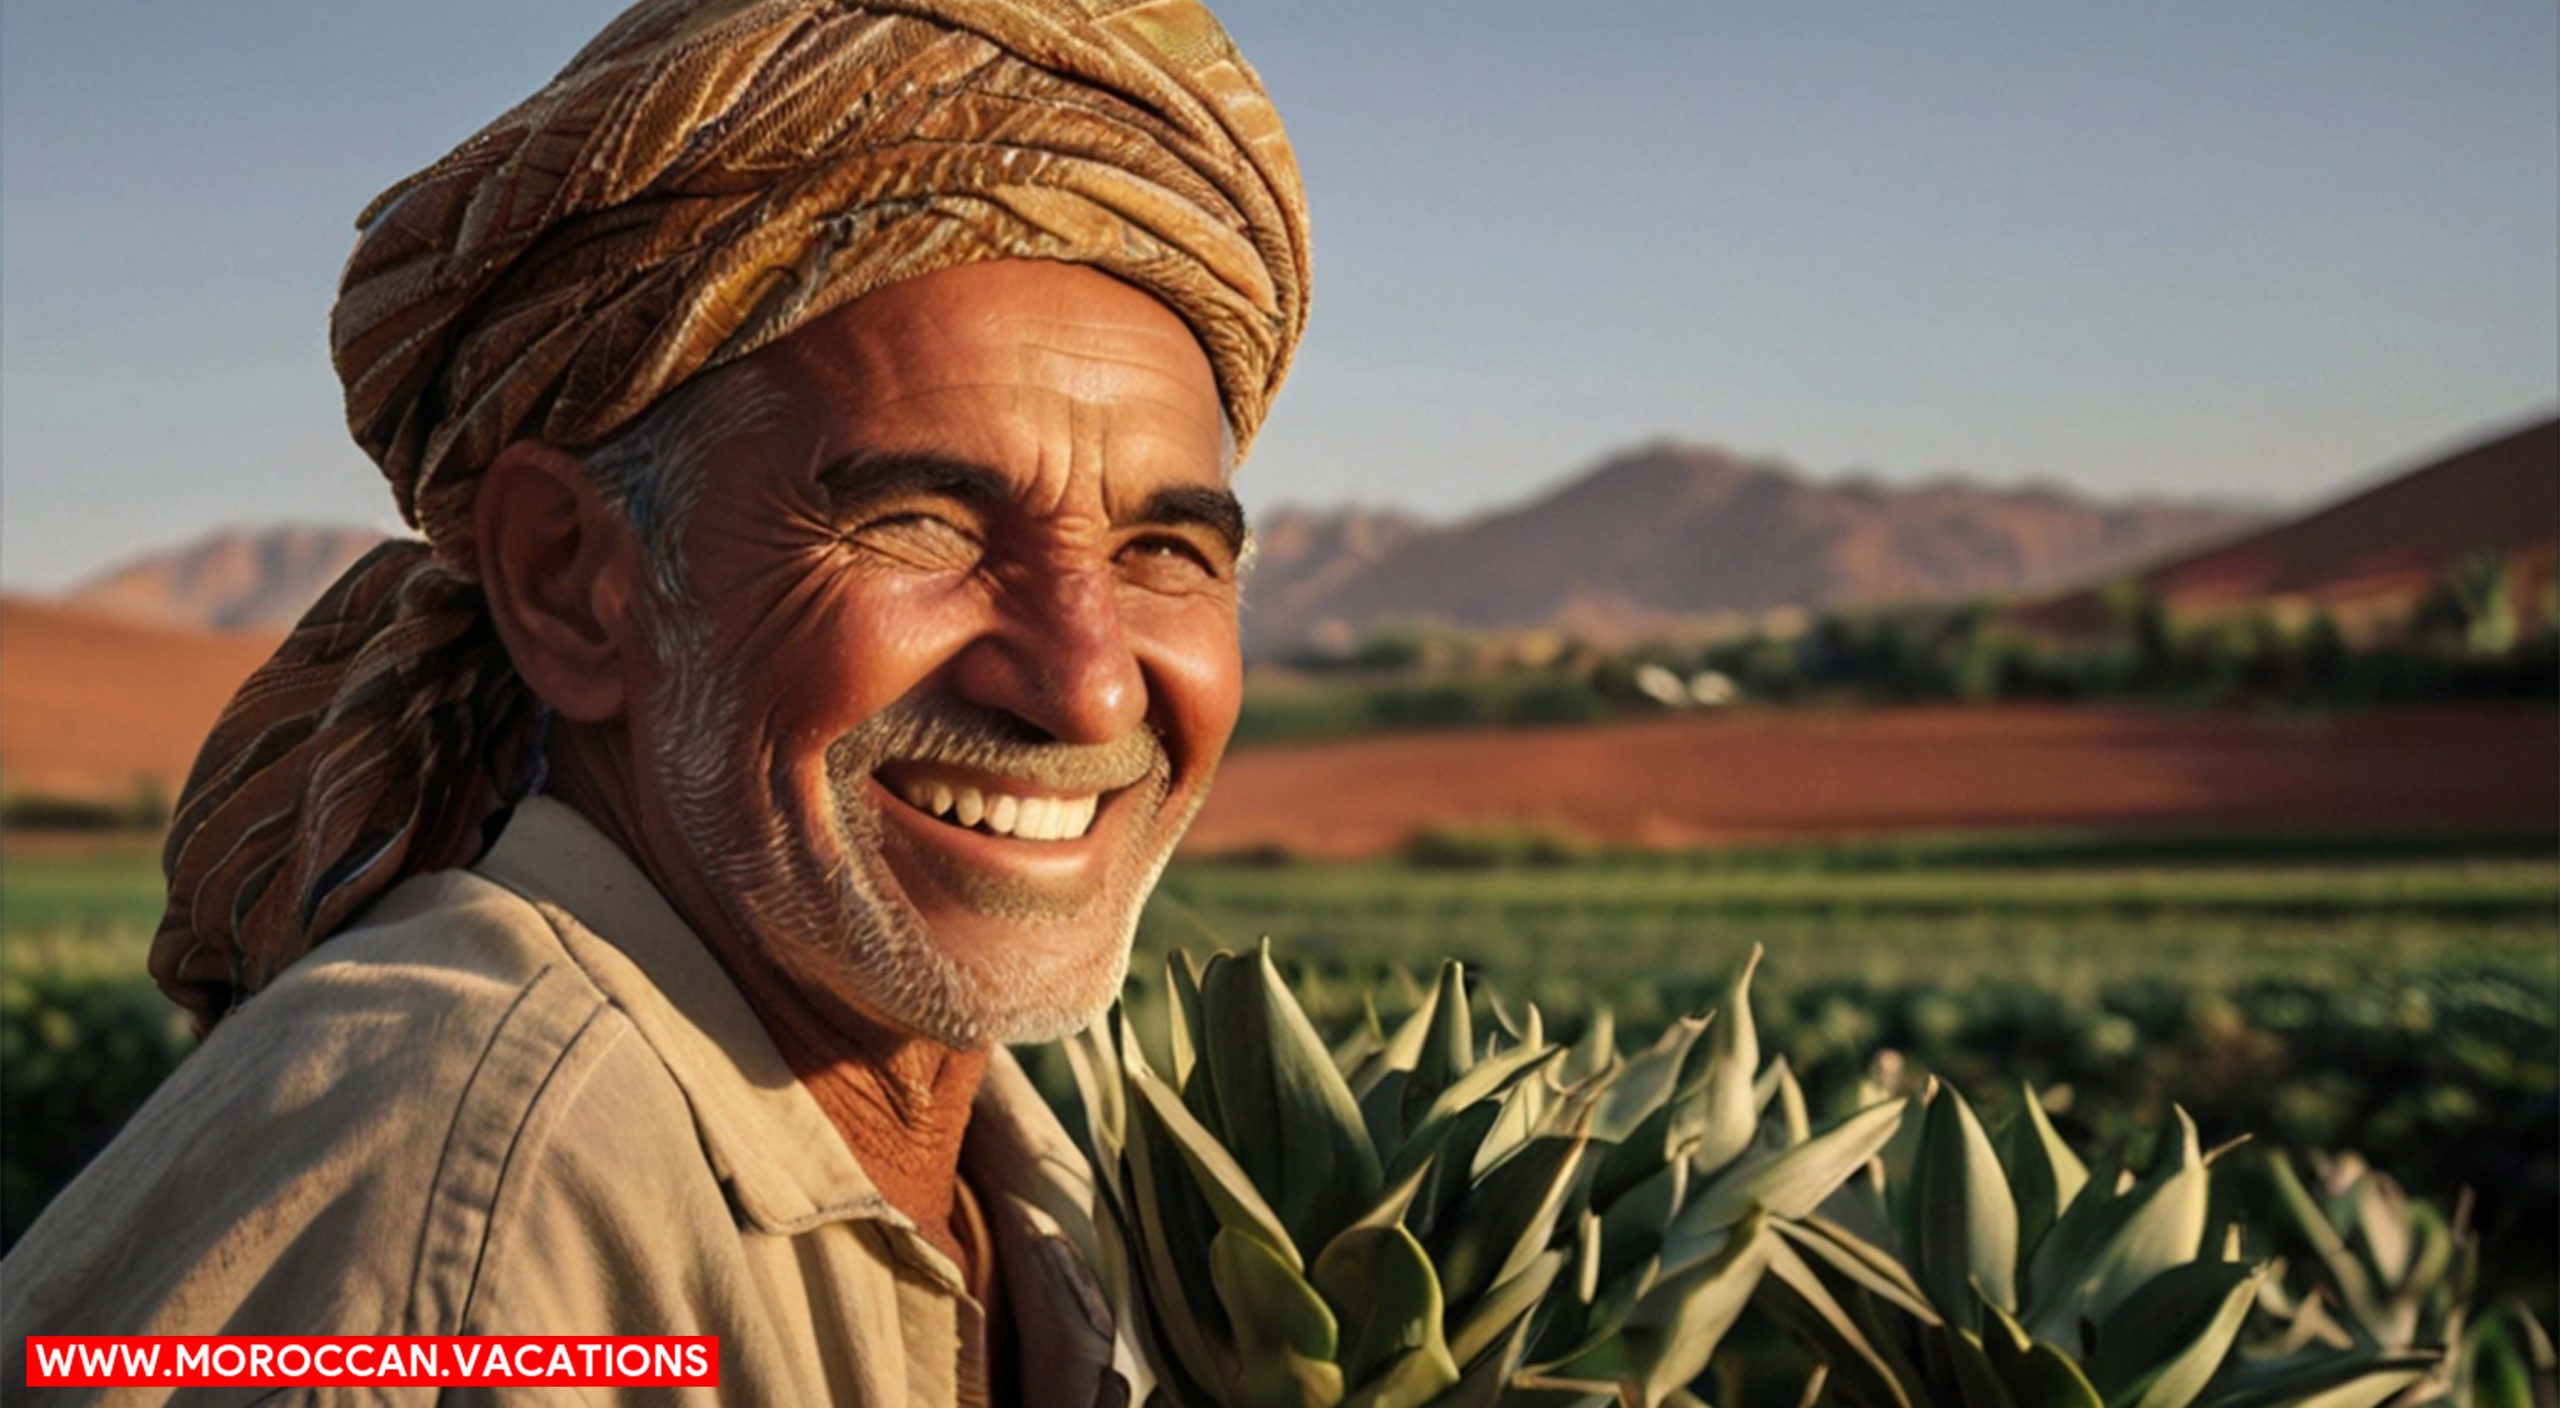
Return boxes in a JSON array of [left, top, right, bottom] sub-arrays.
[[63, 525, 391, 632], [43, 456, 2264, 657], [1245, 443, 2262, 658]]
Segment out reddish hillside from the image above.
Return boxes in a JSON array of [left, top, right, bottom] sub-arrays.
[[0, 598, 280, 801], [2015, 417, 2558, 638]]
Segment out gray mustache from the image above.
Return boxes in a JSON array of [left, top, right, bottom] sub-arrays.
[[845, 694, 1167, 795]]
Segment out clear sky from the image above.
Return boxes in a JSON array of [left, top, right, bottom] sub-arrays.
[[4, 1, 2553, 590]]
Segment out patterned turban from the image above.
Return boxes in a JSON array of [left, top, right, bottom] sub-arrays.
[[150, 0, 1310, 1031]]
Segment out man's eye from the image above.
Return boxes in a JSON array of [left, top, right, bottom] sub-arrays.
[[1119, 534, 1221, 577], [845, 512, 980, 566], [855, 514, 957, 540]]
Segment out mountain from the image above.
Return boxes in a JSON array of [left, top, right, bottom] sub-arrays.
[[0, 598, 283, 801], [1242, 506, 1433, 653], [63, 524, 391, 632], [2012, 416, 2559, 639], [1243, 443, 2260, 658]]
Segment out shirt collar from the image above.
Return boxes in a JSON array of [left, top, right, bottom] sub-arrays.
[[472, 795, 1144, 1403]]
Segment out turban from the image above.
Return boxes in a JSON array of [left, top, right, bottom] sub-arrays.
[[149, 0, 1310, 1031]]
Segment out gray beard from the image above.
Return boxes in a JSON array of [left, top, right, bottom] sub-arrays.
[[639, 591, 1191, 1049]]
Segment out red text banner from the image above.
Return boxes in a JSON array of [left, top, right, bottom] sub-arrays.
[[23, 1336, 719, 1388]]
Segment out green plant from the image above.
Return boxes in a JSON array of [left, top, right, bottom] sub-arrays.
[[2414, 552, 2518, 658], [1749, 1073, 2446, 1408], [1, 968, 193, 1246], [2256, 1151, 2557, 1406], [1066, 941, 2490, 1407], [1066, 945, 1905, 1406]]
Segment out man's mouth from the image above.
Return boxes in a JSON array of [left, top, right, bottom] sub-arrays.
[[875, 761, 1103, 842]]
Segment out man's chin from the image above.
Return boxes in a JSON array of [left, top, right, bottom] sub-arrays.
[[777, 872, 1138, 1050], [839, 947, 1131, 1051], [902, 907, 1137, 1045]]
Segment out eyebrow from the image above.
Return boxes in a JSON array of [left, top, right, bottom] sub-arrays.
[[818, 449, 1013, 515], [818, 448, 1248, 557], [1133, 484, 1248, 559]]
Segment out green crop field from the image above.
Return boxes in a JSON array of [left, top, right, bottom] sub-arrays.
[[7, 828, 2556, 1317], [1143, 830, 2559, 1001], [1126, 829, 2560, 1317]]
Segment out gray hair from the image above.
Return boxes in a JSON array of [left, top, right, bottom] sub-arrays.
[[578, 363, 789, 607]]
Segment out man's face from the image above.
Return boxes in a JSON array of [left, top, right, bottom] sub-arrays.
[[621, 260, 1243, 1049]]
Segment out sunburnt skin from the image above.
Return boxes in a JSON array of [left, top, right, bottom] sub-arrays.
[[497, 258, 1245, 1269]]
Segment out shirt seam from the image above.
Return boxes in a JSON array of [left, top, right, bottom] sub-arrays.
[[398, 968, 557, 1337], [454, 998, 624, 1333], [391, 885, 623, 1340]]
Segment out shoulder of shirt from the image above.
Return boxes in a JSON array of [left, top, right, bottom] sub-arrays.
[[0, 864, 706, 1340]]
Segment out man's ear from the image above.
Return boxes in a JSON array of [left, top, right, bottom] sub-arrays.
[[475, 440, 643, 724]]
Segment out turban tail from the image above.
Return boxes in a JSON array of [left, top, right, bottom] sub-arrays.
[[151, 0, 1310, 1030]]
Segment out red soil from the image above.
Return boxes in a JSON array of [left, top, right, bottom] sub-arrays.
[[5, 593, 2548, 858], [1181, 706, 2560, 858], [0, 598, 282, 800]]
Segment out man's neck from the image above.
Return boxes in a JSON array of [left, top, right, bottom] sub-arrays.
[[543, 729, 990, 1269], [758, 992, 991, 1269]]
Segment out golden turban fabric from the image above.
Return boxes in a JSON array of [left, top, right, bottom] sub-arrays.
[[150, 0, 1309, 1030]]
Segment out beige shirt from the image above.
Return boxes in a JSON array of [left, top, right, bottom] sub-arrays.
[[2, 797, 1145, 1407]]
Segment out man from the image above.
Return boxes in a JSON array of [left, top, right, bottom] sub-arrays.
[[1, 0, 1307, 1402]]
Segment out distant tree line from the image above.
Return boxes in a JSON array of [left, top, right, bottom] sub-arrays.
[[1240, 550, 2556, 745], [0, 777, 171, 833], [1705, 549, 2553, 709]]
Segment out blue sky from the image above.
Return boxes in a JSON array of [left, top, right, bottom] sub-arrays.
[[4, 1, 2553, 590]]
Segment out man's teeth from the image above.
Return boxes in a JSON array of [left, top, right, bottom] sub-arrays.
[[894, 778, 1100, 840]]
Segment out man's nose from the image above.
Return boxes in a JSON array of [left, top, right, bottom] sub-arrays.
[[949, 566, 1148, 744]]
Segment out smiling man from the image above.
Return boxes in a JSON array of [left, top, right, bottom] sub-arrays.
[[0, 1, 1306, 1403]]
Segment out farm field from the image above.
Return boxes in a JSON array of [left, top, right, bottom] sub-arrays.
[[1134, 828, 2560, 1316], [9, 823, 2553, 1321], [0, 598, 281, 802], [1148, 833, 2560, 997], [1183, 704, 2560, 856]]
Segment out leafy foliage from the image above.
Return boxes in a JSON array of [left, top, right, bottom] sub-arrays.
[[1069, 943, 2550, 1406], [1150, 839, 2560, 1324], [1, 967, 191, 1245]]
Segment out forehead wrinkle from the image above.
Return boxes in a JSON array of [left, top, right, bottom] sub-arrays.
[[851, 377, 1217, 425], [999, 324, 1211, 390], [982, 303, 1205, 353], [998, 341, 1224, 453], [872, 310, 1215, 435], [749, 316, 1224, 524], [811, 378, 1223, 485], [758, 308, 1221, 462]]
